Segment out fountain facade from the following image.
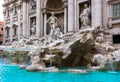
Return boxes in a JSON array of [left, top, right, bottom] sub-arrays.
[[2, 0, 120, 72]]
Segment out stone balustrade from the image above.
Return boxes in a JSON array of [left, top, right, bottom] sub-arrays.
[[108, 16, 120, 28]]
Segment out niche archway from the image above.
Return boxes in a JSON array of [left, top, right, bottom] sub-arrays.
[[44, 0, 65, 35]]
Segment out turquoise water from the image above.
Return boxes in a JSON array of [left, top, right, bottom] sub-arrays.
[[0, 65, 120, 82]]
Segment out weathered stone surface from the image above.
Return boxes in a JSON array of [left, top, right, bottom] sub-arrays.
[[3, 50, 29, 64]]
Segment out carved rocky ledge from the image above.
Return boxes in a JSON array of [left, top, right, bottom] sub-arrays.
[[91, 49, 120, 70]]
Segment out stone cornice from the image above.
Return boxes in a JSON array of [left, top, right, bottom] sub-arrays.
[[3, 0, 20, 7], [42, 7, 64, 14], [108, 0, 117, 2], [108, 0, 120, 3]]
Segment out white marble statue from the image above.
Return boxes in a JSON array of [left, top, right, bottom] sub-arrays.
[[30, 0, 36, 10], [10, 35, 27, 48], [46, 12, 58, 29], [55, 28, 63, 39], [31, 19, 36, 36], [93, 54, 107, 68], [80, 4, 91, 29], [46, 12, 62, 42]]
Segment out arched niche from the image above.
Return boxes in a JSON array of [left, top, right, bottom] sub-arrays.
[[43, 0, 65, 35], [5, 26, 10, 38], [79, 0, 91, 29], [12, 24, 18, 37]]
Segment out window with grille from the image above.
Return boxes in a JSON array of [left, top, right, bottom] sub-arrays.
[[13, 28, 17, 36], [6, 29, 9, 38], [113, 35, 120, 44], [113, 3, 120, 17], [0, 34, 3, 37]]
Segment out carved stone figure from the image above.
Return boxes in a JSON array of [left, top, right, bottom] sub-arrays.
[[46, 12, 58, 29], [31, 19, 36, 36], [80, 4, 91, 29], [11, 35, 27, 48], [55, 28, 63, 39], [30, 0, 36, 10], [26, 49, 46, 71], [46, 12, 62, 42]]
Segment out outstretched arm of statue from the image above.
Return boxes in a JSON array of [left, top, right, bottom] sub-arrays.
[[80, 13, 83, 18], [32, 22, 35, 25], [46, 17, 51, 23], [55, 17, 58, 24]]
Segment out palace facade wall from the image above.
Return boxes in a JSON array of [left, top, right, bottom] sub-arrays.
[[3, 0, 120, 48]]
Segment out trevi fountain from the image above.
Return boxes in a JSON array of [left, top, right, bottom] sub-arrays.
[[1, 3, 120, 82]]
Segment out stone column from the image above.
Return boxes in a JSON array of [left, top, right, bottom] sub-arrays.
[[68, 0, 74, 32], [22, 0, 27, 37], [44, 13, 47, 36], [17, 5, 21, 40], [3, 9, 6, 44], [36, 0, 41, 37], [62, 0, 68, 33], [9, 6, 13, 43], [92, 0, 102, 27]]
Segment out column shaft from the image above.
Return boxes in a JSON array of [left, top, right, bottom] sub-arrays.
[[22, 0, 27, 37], [44, 14, 47, 36], [68, 0, 74, 32], [36, 0, 41, 37], [10, 9, 13, 43], [3, 10, 6, 44], [18, 7, 21, 40], [64, 7, 67, 33], [92, 0, 102, 27]]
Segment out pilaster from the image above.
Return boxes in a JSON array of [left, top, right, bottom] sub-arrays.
[[62, 0, 68, 33], [36, 0, 41, 37], [22, 0, 27, 37], [92, 0, 102, 28], [68, 0, 74, 32], [9, 6, 13, 43], [17, 4, 21, 40]]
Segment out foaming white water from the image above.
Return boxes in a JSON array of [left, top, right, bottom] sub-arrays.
[[107, 71, 118, 74]]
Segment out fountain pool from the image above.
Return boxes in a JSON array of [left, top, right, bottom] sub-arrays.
[[0, 65, 120, 82]]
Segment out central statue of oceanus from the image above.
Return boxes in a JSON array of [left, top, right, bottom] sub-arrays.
[[46, 12, 63, 42]]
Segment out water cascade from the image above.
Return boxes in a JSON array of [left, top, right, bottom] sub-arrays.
[[0, 57, 3, 64]]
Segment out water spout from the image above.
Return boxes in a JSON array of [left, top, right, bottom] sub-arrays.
[[108, 62, 115, 71], [107, 58, 118, 73], [49, 48, 53, 67], [0, 56, 3, 65]]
